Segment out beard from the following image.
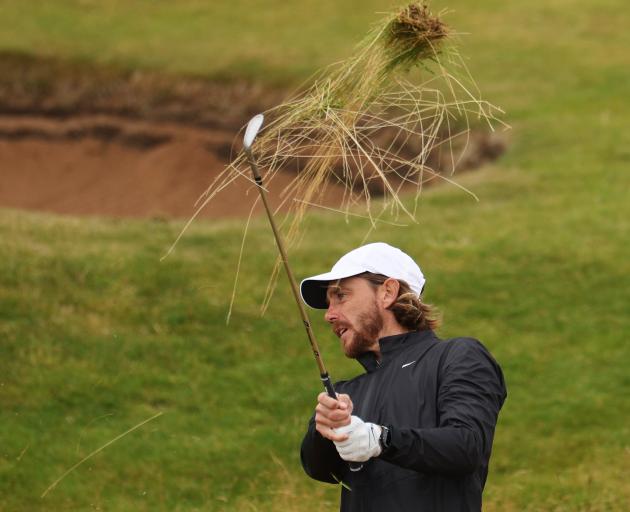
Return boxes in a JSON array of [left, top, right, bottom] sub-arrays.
[[342, 300, 383, 359]]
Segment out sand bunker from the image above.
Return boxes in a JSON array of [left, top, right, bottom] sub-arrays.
[[0, 54, 506, 219]]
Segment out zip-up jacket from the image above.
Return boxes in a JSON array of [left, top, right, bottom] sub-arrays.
[[300, 330, 507, 511]]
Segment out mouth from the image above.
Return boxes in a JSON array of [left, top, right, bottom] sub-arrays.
[[334, 327, 348, 339]]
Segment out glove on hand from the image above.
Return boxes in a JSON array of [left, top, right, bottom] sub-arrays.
[[333, 415, 382, 462]]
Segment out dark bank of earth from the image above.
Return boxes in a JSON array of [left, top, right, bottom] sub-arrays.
[[0, 52, 506, 219]]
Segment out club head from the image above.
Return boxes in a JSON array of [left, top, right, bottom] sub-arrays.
[[243, 114, 264, 150]]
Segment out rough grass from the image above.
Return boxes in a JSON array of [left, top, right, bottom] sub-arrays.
[[1, 0, 630, 510]]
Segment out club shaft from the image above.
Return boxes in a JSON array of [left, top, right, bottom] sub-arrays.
[[245, 147, 363, 472], [244, 148, 335, 398]]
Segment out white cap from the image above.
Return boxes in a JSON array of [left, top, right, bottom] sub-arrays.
[[300, 242, 426, 309]]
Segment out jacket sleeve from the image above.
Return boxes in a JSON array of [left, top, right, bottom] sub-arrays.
[[380, 338, 507, 475], [300, 414, 348, 483]]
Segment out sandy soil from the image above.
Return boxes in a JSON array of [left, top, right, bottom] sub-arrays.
[[0, 114, 349, 219], [0, 54, 505, 220]]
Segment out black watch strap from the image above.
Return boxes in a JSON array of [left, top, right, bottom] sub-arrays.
[[379, 425, 391, 451]]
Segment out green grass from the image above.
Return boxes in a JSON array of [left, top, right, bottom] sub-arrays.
[[0, 0, 404, 83], [1, 0, 630, 510]]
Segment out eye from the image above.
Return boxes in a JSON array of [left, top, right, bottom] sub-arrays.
[[327, 288, 347, 304]]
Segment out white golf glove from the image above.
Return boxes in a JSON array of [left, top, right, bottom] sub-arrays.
[[333, 415, 382, 462]]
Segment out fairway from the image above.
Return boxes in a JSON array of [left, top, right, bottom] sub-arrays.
[[1, 1, 629, 511]]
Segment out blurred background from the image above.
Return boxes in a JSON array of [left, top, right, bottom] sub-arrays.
[[1, 1, 628, 510]]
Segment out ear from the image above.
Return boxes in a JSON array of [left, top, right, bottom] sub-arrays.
[[379, 278, 400, 309]]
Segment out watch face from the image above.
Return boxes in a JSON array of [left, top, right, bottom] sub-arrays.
[[380, 426, 390, 449]]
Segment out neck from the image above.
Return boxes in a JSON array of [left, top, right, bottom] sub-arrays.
[[379, 313, 409, 339], [371, 318, 410, 360]]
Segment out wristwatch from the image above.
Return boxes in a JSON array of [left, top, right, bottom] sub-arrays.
[[379, 425, 391, 451]]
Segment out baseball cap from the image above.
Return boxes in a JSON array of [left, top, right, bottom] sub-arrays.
[[300, 242, 426, 309]]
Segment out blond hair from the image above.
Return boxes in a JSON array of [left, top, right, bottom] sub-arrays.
[[359, 272, 441, 331]]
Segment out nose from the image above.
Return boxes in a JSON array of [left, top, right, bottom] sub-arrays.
[[324, 303, 337, 324]]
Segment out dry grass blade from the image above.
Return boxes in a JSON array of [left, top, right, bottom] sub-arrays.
[[41, 411, 164, 498]]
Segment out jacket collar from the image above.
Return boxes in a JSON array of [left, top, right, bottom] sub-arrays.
[[356, 329, 437, 373]]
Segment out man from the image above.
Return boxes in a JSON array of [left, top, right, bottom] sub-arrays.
[[299, 242, 507, 511]]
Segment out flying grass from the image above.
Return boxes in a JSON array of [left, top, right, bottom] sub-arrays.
[[166, 3, 506, 312], [41, 411, 164, 498]]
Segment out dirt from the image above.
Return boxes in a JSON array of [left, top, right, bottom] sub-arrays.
[[0, 53, 506, 220], [0, 114, 350, 219]]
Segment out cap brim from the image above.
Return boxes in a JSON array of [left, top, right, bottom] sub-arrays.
[[300, 270, 362, 309]]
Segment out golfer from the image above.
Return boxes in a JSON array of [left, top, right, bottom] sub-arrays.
[[299, 242, 506, 511]]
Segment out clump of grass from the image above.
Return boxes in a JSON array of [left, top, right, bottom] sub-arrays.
[[169, 2, 506, 312], [384, 3, 448, 70]]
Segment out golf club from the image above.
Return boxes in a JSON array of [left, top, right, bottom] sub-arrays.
[[243, 113, 363, 472]]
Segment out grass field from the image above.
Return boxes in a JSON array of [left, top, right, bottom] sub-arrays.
[[1, 1, 630, 510]]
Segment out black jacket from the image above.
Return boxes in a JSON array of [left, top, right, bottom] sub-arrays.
[[300, 330, 507, 511]]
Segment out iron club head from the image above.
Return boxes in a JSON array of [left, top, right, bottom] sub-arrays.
[[243, 114, 264, 150]]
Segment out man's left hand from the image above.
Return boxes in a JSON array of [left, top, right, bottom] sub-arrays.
[[333, 415, 382, 462]]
